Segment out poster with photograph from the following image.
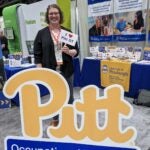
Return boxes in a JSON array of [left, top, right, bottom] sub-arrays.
[[88, 0, 113, 42], [114, 0, 147, 42]]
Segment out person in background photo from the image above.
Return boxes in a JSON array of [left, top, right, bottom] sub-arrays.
[[89, 17, 102, 36], [0, 29, 9, 58], [115, 17, 127, 33], [34, 4, 79, 127], [133, 11, 144, 32], [102, 15, 113, 36]]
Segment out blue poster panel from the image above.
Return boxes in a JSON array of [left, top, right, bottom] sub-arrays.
[[113, 0, 147, 42], [88, 0, 113, 42]]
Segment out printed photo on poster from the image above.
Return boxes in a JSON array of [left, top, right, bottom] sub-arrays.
[[114, 11, 146, 35], [88, 15, 113, 42], [89, 15, 113, 36], [89, 16, 103, 36], [113, 0, 147, 41], [88, 0, 113, 42]]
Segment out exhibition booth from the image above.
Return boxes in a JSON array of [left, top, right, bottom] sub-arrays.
[[1, 0, 150, 150], [1, 52, 150, 106]]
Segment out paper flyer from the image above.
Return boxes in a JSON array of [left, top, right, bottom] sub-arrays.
[[59, 29, 78, 46]]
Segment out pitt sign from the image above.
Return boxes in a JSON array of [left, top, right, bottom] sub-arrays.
[[3, 68, 139, 150], [59, 29, 78, 46]]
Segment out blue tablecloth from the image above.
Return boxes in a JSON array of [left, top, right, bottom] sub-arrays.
[[80, 58, 100, 87], [80, 58, 150, 98], [127, 63, 150, 98], [73, 57, 81, 87], [4, 65, 36, 79]]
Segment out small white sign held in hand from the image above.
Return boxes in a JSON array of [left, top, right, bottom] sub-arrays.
[[59, 29, 78, 46]]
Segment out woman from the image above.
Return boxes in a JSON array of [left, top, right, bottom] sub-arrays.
[[34, 4, 79, 126], [89, 17, 102, 36], [0, 29, 9, 58], [133, 11, 144, 32], [103, 19, 113, 36]]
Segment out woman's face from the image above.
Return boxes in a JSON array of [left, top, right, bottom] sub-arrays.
[[48, 7, 60, 25], [96, 19, 101, 28], [134, 14, 138, 21]]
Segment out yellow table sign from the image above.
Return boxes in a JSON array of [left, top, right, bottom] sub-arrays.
[[101, 60, 132, 92]]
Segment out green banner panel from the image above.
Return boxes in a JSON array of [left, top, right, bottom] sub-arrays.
[[57, 0, 71, 29], [2, 4, 21, 54]]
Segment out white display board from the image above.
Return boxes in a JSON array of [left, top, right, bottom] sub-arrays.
[[17, 0, 57, 56], [114, 0, 147, 13], [88, 0, 113, 17]]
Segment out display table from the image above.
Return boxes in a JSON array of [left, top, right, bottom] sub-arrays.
[[5, 58, 81, 87], [4, 58, 81, 106], [80, 58, 150, 98]]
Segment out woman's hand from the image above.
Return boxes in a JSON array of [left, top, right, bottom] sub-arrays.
[[62, 44, 77, 57], [61, 44, 69, 54], [1, 44, 5, 48], [36, 64, 42, 68], [68, 49, 77, 57]]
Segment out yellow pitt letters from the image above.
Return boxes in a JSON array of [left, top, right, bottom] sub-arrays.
[[3, 68, 136, 143]]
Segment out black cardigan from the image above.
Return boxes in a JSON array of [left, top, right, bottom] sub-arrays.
[[34, 26, 79, 78]]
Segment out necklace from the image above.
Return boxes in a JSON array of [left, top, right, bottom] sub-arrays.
[[49, 26, 61, 44], [49, 26, 63, 65]]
